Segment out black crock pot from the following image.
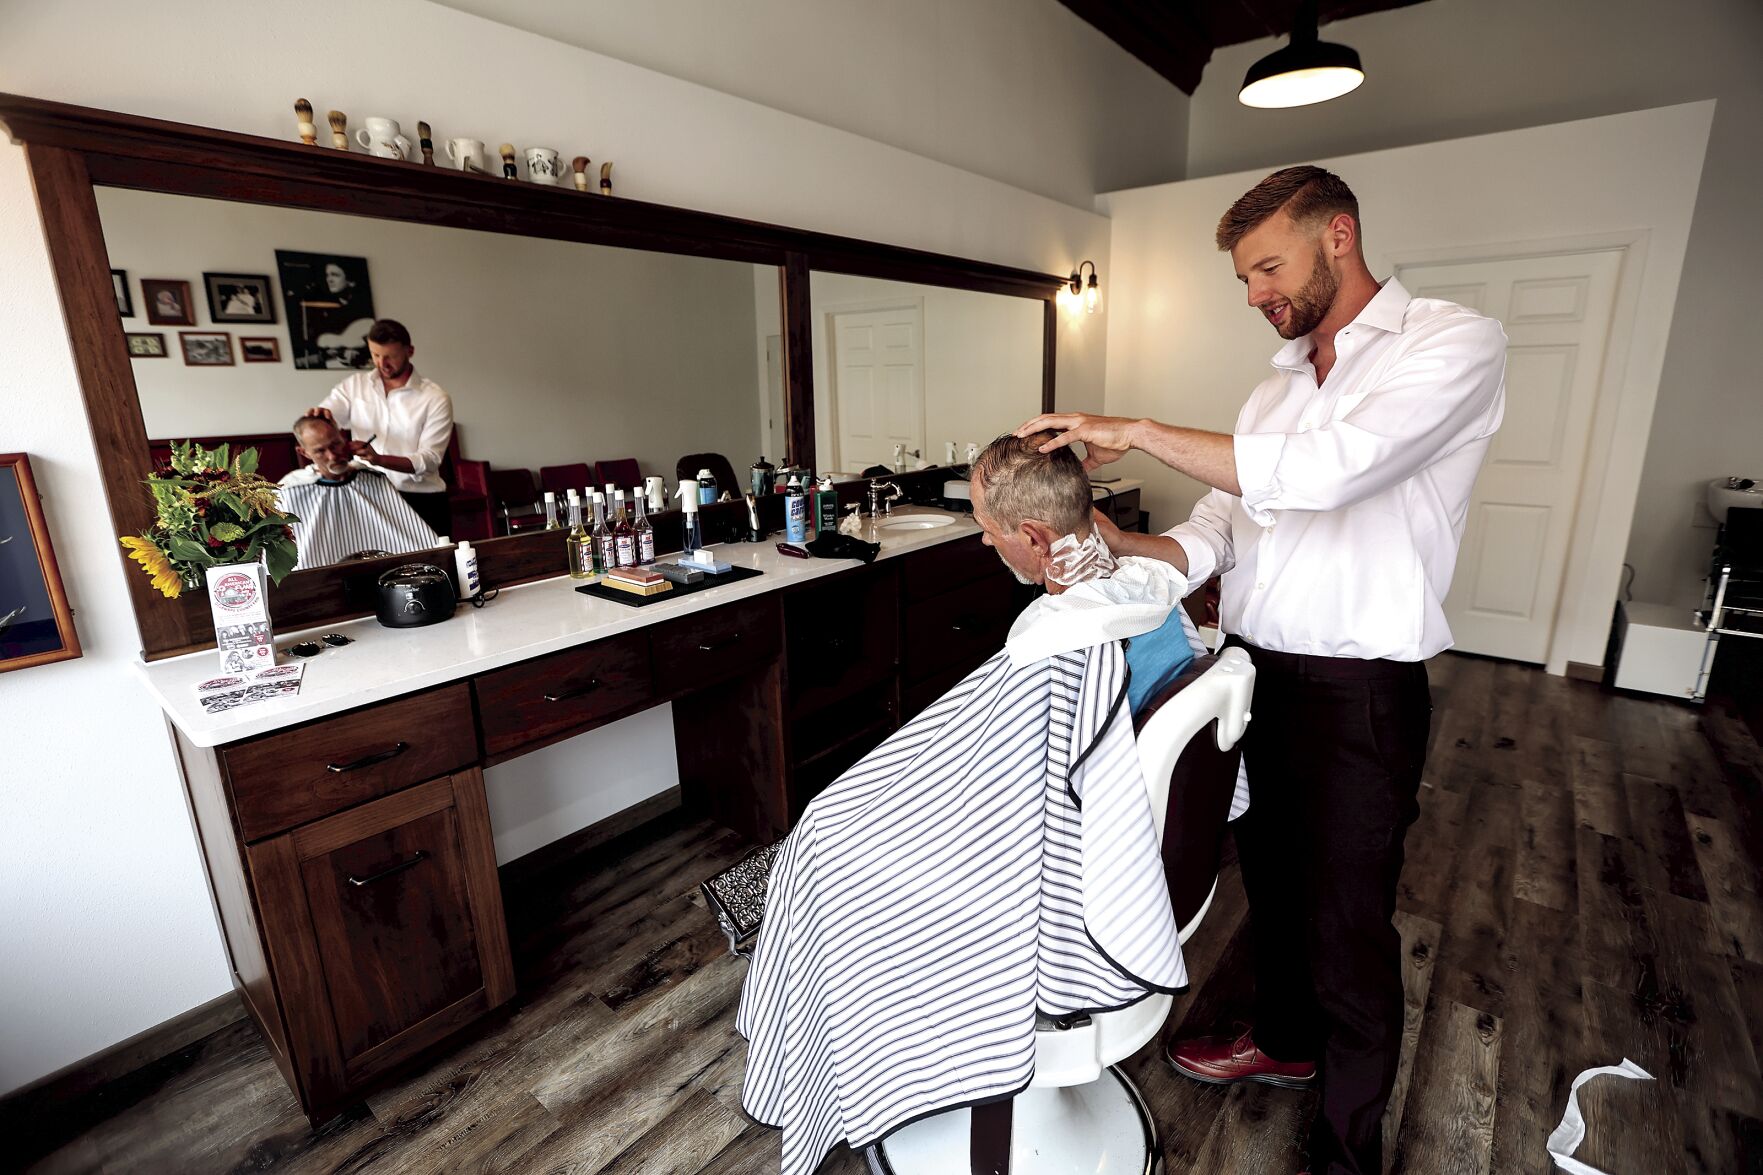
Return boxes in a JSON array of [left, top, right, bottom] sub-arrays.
[[374, 562, 456, 628]]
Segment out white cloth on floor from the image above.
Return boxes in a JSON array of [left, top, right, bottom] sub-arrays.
[[738, 586, 1186, 1175], [1546, 1058, 1654, 1175]]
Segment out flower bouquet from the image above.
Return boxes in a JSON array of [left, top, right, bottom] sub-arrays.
[[120, 441, 300, 598]]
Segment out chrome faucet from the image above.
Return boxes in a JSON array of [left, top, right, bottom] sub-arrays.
[[866, 479, 904, 519]]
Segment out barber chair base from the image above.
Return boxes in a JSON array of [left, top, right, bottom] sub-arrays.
[[864, 1066, 1162, 1175]]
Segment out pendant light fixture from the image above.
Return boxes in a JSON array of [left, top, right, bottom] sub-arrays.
[[1238, 0, 1364, 109]]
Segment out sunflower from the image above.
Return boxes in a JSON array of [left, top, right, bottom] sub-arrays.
[[120, 534, 183, 598]]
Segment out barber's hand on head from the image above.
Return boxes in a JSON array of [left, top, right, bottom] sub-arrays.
[[1090, 506, 1125, 554], [1014, 413, 1137, 471], [303, 406, 335, 423]]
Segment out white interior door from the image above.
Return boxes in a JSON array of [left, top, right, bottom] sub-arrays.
[[764, 334, 787, 461], [829, 305, 924, 472], [1398, 250, 1623, 663]]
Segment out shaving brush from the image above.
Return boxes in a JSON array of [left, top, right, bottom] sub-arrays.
[[417, 121, 435, 165], [293, 99, 317, 146], [499, 143, 517, 179], [571, 156, 591, 191], [599, 161, 614, 196], [327, 110, 349, 150]]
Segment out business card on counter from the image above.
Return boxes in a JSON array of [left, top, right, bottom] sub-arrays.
[[195, 661, 307, 715]]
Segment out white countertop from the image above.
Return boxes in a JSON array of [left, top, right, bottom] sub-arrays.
[[140, 508, 986, 748], [1089, 477, 1142, 497]]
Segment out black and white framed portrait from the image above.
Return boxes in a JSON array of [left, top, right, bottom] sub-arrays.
[[112, 269, 133, 317], [275, 250, 376, 370], [142, 278, 195, 326], [0, 453, 82, 672], [179, 331, 235, 366], [203, 272, 277, 324]]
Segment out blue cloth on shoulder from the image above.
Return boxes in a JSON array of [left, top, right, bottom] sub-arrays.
[[1124, 605, 1197, 718]]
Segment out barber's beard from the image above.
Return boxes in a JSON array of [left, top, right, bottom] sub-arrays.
[[1282, 246, 1340, 339]]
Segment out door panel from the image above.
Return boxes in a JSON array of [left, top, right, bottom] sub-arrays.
[[830, 305, 924, 471]]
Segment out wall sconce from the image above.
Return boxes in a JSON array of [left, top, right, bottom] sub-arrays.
[[1068, 260, 1101, 315]]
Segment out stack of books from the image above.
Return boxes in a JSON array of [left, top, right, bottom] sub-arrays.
[[602, 565, 673, 598]]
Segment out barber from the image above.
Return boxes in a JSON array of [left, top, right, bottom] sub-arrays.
[[303, 318, 454, 535], [1017, 165, 1505, 1175]]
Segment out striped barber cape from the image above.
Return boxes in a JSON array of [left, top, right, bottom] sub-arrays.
[[738, 628, 1185, 1174]]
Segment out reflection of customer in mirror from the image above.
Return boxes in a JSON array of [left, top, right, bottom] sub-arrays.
[[279, 413, 441, 571], [303, 319, 455, 535]]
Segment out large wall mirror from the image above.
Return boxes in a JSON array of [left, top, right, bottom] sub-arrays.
[[98, 188, 781, 573]]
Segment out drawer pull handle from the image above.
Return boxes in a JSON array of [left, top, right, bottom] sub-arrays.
[[950, 616, 983, 634], [544, 679, 601, 703], [698, 634, 743, 652], [326, 741, 410, 773], [347, 850, 429, 887]]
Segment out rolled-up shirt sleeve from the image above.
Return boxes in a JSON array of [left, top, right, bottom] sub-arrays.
[[1234, 315, 1507, 525], [1164, 486, 1236, 592], [407, 391, 454, 478]]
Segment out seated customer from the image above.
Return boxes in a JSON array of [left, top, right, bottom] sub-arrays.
[[278, 414, 441, 571], [739, 432, 1199, 1175]]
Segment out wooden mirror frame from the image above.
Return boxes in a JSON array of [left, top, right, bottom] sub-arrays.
[[0, 93, 1066, 659]]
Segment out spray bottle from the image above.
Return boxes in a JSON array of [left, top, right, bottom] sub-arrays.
[[676, 478, 703, 553]]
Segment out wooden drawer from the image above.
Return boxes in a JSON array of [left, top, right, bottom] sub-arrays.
[[220, 685, 476, 842], [786, 570, 898, 718], [903, 572, 1017, 684], [900, 533, 1002, 602], [651, 596, 781, 696], [247, 770, 513, 1108], [476, 631, 652, 758]]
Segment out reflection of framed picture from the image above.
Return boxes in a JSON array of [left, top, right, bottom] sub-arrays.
[[126, 332, 168, 358], [112, 269, 133, 317], [0, 453, 82, 672], [204, 272, 277, 324], [239, 336, 281, 363], [274, 250, 375, 370], [142, 278, 195, 326], [180, 331, 234, 366]]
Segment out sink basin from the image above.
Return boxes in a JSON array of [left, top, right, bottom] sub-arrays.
[[1707, 478, 1763, 523], [878, 515, 955, 531]]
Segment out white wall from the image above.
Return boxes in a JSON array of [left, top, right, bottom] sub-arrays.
[[98, 187, 765, 481], [1098, 104, 1712, 673], [0, 0, 1111, 1094], [434, 0, 1190, 205], [808, 272, 1044, 474], [1187, 0, 1763, 610]]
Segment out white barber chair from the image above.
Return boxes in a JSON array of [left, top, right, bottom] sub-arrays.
[[867, 646, 1255, 1175]]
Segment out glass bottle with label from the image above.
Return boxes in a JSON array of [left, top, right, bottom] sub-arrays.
[[543, 490, 560, 530], [613, 490, 637, 567], [592, 493, 615, 574], [566, 494, 593, 579], [633, 493, 656, 564]]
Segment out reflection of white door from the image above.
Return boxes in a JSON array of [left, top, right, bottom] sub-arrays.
[[764, 334, 787, 461], [829, 305, 924, 472], [1398, 250, 1623, 663]]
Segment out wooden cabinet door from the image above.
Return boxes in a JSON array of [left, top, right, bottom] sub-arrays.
[[248, 769, 513, 1112]]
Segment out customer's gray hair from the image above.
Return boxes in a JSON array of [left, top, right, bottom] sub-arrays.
[[970, 431, 1092, 536]]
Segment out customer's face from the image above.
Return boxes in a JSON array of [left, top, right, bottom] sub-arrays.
[[296, 421, 354, 479], [971, 476, 1041, 586]]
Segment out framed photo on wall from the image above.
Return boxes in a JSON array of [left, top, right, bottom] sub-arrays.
[[274, 250, 375, 370], [239, 336, 281, 363], [204, 272, 277, 324], [112, 269, 133, 317], [125, 332, 168, 358], [142, 278, 195, 326], [180, 331, 234, 366], [0, 453, 82, 672]]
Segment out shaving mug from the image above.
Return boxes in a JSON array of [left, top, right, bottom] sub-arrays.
[[354, 117, 411, 160], [445, 137, 487, 173], [524, 146, 561, 184]]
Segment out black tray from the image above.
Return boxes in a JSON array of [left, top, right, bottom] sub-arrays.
[[574, 563, 763, 607]]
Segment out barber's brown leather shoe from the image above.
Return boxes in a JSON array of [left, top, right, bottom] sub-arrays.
[[1166, 1027, 1316, 1088]]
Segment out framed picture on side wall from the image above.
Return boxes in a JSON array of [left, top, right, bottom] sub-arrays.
[[0, 453, 82, 672], [112, 269, 133, 317], [239, 336, 281, 363], [126, 332, 168, 358], [275, 250, 375, 370], [204, 272, 277, 324], [142, 278, 195, 326], [180, 331, 234, 366]]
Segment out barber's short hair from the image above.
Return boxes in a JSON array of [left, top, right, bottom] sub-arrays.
[[970, 432, 1092, 536], [291, 413, 337, 444], [1215, 164, 1359, 252], [366, 318, 412, 347]]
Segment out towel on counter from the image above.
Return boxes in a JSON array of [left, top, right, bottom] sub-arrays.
[[738, 567, 1189, 1174]]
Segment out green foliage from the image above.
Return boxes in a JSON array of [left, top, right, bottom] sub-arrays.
[[124, 440, 301, 590]]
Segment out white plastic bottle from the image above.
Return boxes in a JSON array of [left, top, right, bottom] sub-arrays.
[[454, 540, 481, 600]]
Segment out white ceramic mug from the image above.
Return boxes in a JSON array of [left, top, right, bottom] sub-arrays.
[[354, 116, 410, 159], [524, 146, 560, 184], [445, 137, 486, 173]]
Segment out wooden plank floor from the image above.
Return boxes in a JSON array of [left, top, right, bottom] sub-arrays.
[[19, 654, 1763, 1173]]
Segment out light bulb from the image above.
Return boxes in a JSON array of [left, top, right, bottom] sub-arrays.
[[1084, 275, 1100, 315]]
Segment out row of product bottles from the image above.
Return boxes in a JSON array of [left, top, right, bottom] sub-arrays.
[[547, 484, 655, 580], [783, 475, 840, 544]]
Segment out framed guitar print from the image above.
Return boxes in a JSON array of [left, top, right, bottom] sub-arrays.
[[0, 453, 82, 672], [274, 250, 376, 370]]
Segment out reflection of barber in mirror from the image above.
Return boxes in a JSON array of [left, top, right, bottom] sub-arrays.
[[303, 318, 455, 535], [279, 414, 440, 571], [1017, 166, 1506, 1175]]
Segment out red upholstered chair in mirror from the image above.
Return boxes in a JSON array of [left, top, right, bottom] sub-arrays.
[[539, 463, 593, 498], [594, 458, 641, 491]]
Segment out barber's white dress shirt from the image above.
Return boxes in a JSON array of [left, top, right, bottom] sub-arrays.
[[318, 367, 454, 495], [1168, 278, 1506, 661]]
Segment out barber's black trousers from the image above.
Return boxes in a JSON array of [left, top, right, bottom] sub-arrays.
[[400, 489, 452, 537], [1226, 639, 1432, 1175]]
